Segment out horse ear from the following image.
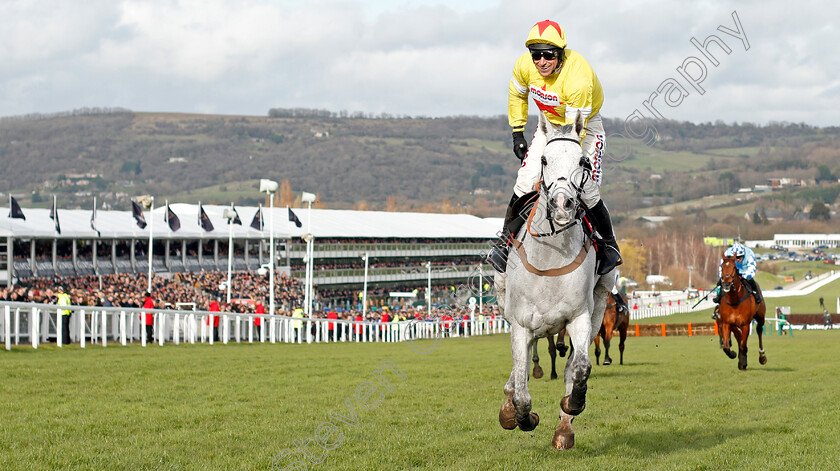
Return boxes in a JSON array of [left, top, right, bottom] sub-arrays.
[[575, 111, 584, 138]]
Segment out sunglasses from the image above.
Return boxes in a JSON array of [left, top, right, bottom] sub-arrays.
[[530, 50, 559, 61]]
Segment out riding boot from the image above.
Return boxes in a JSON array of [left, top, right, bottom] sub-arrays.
[[712, 280, 722, 304], [487, 194, 528, 273], [745, 277, 762, 304], [588, 200, 622, 276]]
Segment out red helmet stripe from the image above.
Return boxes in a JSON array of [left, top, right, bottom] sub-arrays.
[[536, 19, 562, 38]]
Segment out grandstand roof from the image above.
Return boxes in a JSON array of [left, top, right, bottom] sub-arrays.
[[1, 203, 499, 240]]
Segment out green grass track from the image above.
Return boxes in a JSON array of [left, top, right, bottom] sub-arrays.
[[1, 331, 839, 469]]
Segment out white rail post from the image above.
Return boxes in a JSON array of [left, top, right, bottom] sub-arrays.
[[101, 310, 107, 347], [235, 315, 241, 343], [174, 313, 180, 345], [4, 305, 10, 351], [120, 311, 126, 346], [57, 310, 63, 348], [248, 316, 254, 343], [141, 312, 147, 347], [209, 315, 214, 345], [80, 309, 86, 349], [15, 308, 20, 345], [31, 308, 38, 349], [159, 313, 165, 346], [223, 314, 229, 344]]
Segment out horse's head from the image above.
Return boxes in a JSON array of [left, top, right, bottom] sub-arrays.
[[720, 255, 739, 292], [538, 112, 586, 225]]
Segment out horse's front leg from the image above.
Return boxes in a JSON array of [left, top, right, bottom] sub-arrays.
[[532, 338, 544, 379], [499, 370, 517, 430], [508, 323, 539, 431], [719, 321, 736, 359], [560, 314, 592, 416], [734, 325, 749, 370]]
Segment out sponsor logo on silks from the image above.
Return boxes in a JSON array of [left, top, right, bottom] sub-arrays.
[[531, 85, 564, 118], [591, 134, 605, 185]]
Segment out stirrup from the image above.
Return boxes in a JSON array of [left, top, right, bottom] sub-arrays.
[[596, 241, 622, 276]]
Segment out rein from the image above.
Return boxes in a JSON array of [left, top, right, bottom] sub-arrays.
[[510, 237, 591, 277]]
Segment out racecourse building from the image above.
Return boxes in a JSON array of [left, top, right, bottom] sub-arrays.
[[1, 203, 498, 304]]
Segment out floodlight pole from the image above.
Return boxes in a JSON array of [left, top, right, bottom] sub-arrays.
[[226, 203, 234, 304], [426, 261, 432, 319], [361, 253, 369, 318], [269, 193, 275, 316], [147, 197, 154, 293]]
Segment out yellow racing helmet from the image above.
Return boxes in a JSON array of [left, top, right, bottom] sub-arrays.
[[525, 19, 566, 50]]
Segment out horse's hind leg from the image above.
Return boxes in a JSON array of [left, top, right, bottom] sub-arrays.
[[532, 339, 544, 379], [603, 332, 613, 366], [755, 304, 768, 365], [618, 326, 627, 365], [547, 334, 559, 380], [593, 334, 601, 366]]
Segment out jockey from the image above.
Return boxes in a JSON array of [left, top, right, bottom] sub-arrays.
[[713, 242, 761, 305], [487, 19, 621, 275]]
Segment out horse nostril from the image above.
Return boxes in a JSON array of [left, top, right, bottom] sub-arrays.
[[564, 200, 573, 210]]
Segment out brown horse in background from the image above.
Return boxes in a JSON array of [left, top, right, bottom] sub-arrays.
[[717, 255, 767, 370], [594, 292, 629, 365], [532, 292, 628, 378]]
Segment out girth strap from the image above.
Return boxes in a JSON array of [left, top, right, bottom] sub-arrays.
[[510, 238, 591, 277]]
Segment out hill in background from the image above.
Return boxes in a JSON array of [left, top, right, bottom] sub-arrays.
[[1, 108, 838, 221]]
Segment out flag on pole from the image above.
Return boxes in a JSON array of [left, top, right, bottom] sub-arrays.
[[288, 207, 302, 228], [198, 202, 214, 232], [49, 195, 61, 234], [250, 204, 263, 231], [166, 201, 181, 232], [90, 197, 100, 237], [132, 200, 147, 229], [9, 196, 25, 220], [229, 205, 242, 225]]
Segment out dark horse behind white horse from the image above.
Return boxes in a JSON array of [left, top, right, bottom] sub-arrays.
[[496, 112, 614, 450]]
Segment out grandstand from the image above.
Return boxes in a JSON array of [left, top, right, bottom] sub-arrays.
[[1, 203, 499, 308]]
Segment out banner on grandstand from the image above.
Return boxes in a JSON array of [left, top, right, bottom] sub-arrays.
[[250, 204, 263, 231], [166, 201, 181, 232], [132, 200, 147, 229], [198, 202, 214, 232], [9, 196, 25, 220], [49, 195, 61, 234], [288, 207, 302, 228]]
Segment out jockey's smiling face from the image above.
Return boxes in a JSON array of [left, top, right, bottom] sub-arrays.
[[531, 50, 559, 77]]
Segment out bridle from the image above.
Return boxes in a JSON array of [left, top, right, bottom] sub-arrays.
[[720, 257, 750, 306], [528, 136, 591, 238]]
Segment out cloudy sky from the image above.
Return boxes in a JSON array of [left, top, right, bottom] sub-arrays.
[[2, 0, 838, 126]]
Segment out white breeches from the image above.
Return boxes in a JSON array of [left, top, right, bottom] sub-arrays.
[[513, 113, 606, 208]]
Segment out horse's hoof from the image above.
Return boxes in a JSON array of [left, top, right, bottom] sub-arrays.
[[517, 412, 540, 432], [558, 346, 568, 357], [759, 354, 767, 365], [725, 350, 737, 359], [560, 395, 585, 416], [552, 415, 574, 450], [499, 402, 517, 430], [552, 430, 575, 450], [550, 373, 558, 380], [604, 358, 612, 366], [533, 365, 544, 379]]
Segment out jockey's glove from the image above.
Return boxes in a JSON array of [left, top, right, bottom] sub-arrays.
[[512, 131, 527, 161]]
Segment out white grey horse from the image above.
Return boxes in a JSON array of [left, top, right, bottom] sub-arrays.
[[496, 112, 614, 450]]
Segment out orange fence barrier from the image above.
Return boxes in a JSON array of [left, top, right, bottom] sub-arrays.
[[628, 322, 718, 337]]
